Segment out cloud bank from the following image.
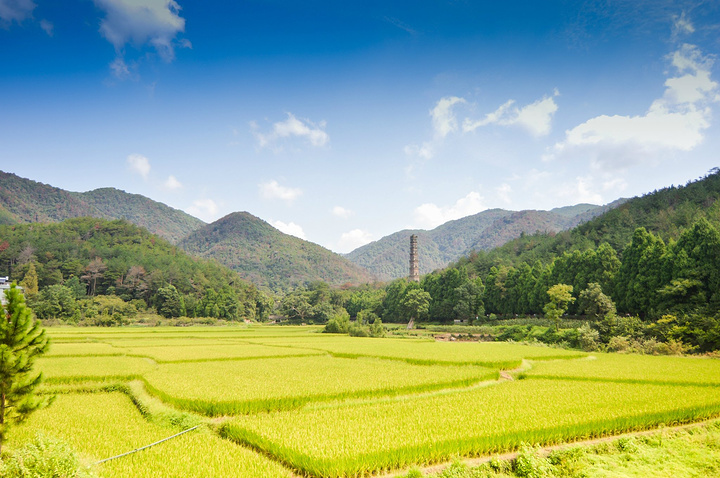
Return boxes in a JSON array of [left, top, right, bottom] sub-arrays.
[[550, 44, 719, 170]]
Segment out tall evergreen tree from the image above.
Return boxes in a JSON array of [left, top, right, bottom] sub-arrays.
[[0, 284, 51, 453]]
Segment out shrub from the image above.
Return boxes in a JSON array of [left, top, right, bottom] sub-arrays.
[[348, 322, 370, 337], [578, 323, 600, 351], [0, 433, 96, 478], [369, 317, 386, 338], [514, 443, 549, 478], [607, 336, 631, 352], [323, 311, 350, 334]]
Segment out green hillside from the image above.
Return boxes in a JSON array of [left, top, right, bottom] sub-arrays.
[[464, 169, 720, 271], [178, 212, 376, 290], [0, 217, 267, 321], [346, 204, 619, 281], [73, 187, 205, 244], [0, 171, 204, 243]]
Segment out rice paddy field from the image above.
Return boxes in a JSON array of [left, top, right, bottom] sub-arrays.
[[7, 325, 720, 477]]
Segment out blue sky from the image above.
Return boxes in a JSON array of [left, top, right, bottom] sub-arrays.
[[1, 1, 720, 253]]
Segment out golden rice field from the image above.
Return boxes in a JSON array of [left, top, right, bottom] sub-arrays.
[[7, 325, 720, 477]]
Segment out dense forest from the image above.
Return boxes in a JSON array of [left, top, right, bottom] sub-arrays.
[[0, 218, 271, 324]]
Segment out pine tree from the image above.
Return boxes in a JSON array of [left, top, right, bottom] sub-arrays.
[[19, 262, 39, 302], [0, 283, 51, 453]]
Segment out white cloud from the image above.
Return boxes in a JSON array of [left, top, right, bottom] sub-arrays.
[[431, 96, 466, 138], [0, 0, 35, 24], [39, 18, 53, 36], [272, 220, 306, 240], [336, 229, 374, 253], [186, 198, 218, 222], [413, 191, 486, 229], [332, 206, 353, 219], [127, 153, 150, 179], [93, 0, 188, 77], [463, 92, 559, 137], [550, 44, 718, 170], [252, 113, 329, 149], [164, 175, 182, 190], [259, 180, 303, 203]]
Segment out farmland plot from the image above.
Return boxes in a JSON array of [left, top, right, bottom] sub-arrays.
[[243, 335, 585, 368], [11, 326, 720, 478], [522, 352, 720, 386], [10, 393, 293, 478], [223, 378, 720, 477], [142, 355, 497, 415]]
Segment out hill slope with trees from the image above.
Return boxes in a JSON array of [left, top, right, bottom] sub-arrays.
[[0, 217, 269, 323], [0, 171, 204, 244], [178, 212, 376, 290]]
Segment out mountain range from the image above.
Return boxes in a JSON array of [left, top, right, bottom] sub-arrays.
[[1, 169, 625, 289], [0, 171, 372, 289], [345, 201, 625, 281], [0, 171, 204, 244]]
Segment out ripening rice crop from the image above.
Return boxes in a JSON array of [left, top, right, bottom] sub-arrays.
[[142, 355, 497, 415], [47, 325, 322, 342], [245, 335, 585, 368], [9, 393, 292, 478], [45, 341, 122, 356], [522, 352, 720, 386], [123, 343, 324, 362], [223, 378, 720, 477], [37, 356, 156, 382]]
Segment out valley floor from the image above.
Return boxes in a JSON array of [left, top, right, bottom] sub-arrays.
[[3, 326, 719, 478]]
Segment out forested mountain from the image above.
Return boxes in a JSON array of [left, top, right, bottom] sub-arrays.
[[0, 171, 204, 243], [178, 212, 376, 290], [0, 217, 269, 321], [346, 202, 621, 281]]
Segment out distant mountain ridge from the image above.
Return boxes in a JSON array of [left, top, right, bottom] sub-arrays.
[[345, 201, 624, 281], [0, 170, 205, 244], [0, 171, 373, 290], [178, 212, 375, 290]]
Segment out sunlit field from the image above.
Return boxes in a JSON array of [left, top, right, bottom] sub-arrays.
[[7, 325, 720, 477]]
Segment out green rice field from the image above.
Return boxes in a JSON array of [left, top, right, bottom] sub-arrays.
[[7, 325, 720, 477]]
